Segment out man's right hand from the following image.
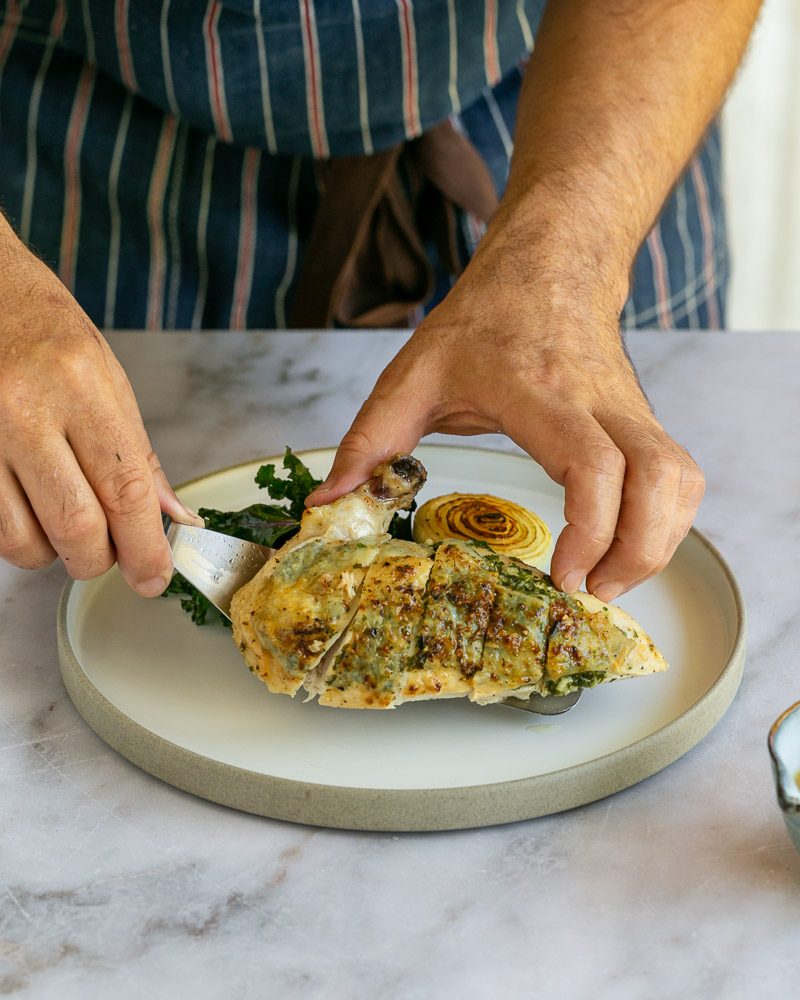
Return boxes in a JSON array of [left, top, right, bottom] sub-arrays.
[[0, 221, 201, 594]]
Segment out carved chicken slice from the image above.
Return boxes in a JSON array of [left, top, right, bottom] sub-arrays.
[[230, 454, 427, 695], [470, 569, 549, 703], [403, 540, 495, 702], [230, 455, 668, 707], [315, 539, 434, 708], [463, 546, 666, 703]]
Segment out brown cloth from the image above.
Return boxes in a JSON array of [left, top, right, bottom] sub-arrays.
[[289, 121, 499, 329]]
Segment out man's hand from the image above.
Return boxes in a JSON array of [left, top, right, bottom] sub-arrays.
[[308, 0, 759, 597], [306, 262, 704, 601], [0, 221, 201, 594]]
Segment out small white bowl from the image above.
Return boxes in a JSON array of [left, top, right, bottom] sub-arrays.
[[768, 700, 800, 852]]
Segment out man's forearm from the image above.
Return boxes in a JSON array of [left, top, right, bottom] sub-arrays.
[[480, 0, 761, 314]]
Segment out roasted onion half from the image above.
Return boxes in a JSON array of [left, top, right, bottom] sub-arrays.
[[412, 493, 552, 566]]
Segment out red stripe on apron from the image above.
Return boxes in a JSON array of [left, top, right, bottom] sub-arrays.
[[484, 0, 500, 86], [646, 227, 674, 329], [690, 158, 720, 329], [230, 148, 260, 329], [60, 63, 96, 291], [300, 0, 328, 157], [204, 1, 233, 143], [397, 0, 420, 136], [115, 0, 137, 91], [146, 115, 178, 329]]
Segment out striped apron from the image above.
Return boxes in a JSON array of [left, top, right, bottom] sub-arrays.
[[0, 1, 728, 330]]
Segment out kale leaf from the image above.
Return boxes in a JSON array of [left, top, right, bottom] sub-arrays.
[[254, 448, 322, 521], [388, 503, 416, 541], [164, 575, 229, 627], [197, 503, 299, 549]]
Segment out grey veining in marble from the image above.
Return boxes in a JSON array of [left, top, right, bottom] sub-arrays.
[[1, 331, 799, 999]]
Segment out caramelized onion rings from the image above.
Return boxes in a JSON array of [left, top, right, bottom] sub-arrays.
[[412, 493, 552, 566]]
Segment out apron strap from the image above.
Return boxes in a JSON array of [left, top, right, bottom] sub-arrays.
[[289, 121, 500, 329]]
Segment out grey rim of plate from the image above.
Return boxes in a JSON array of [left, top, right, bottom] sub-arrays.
[[56, 446, 747, 833]]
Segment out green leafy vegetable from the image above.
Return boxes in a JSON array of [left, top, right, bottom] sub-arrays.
[[545, 671, 607, 696], [197, 503, 299, 549], [388, 504, 415, 541], [254, 448, 322, 521], [164, 576, 229, 627]]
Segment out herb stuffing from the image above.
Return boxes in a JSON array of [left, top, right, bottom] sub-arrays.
[[164, 448, 414, 626]]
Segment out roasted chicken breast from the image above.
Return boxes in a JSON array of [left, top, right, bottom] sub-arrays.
[[230, 454, 667, 708]]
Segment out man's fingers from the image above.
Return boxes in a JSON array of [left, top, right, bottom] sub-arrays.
[[306, 387, 428, 506], [584, 452, 680, 601], [14, 444, 116, 581], [0, 466, 57, 570], [548, 442, 626, 593], [587, 441, 704, 601], [111, 371, 204, 528], [668, 452, 706, 550], [503, 404, 625, 593], [67, 421, 173, 595], [147, 451, 205, 527], [503, 390, 704, 598], [586, 431, 704, 600]]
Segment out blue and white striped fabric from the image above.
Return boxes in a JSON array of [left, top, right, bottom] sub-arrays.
[[0, 1, 728, 330]]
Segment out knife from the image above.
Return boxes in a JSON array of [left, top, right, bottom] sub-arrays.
[[162, 515, 273, 621]]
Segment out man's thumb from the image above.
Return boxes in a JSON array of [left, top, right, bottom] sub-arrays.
[[305, 393, 425, 507]]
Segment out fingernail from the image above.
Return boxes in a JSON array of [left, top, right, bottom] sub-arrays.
[[594, 581, 624, 603], [561, 571, 583, 594], [135, 574, 172, 598], [179, 502, 205, 527], [306, 479, 335, 505]]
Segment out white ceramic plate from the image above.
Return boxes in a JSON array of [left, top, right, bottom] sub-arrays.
[[58, 446, 746, 831]]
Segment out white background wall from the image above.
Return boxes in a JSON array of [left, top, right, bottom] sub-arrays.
[[723, 0, 800, 330]]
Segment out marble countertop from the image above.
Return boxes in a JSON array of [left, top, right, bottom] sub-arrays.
[[1, 331, 799, 998]]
